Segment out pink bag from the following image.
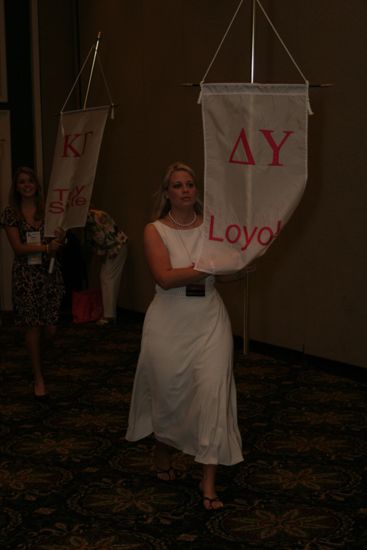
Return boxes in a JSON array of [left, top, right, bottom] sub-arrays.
[[71, 288, 103, 324]]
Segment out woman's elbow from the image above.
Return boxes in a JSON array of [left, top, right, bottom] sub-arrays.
[[154, 270, 175, 290], [13, 246, 27, 256], [156, 276, 172, 290]]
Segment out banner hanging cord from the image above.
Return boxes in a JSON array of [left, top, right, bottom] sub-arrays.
[[256, 0, 307, 84], [60, 45, 94, 114], [60, 41, 115, 123], [198, 0, 244, 103], [255, 0, 313, 114], [97, 55, 115, 119], [197, 0, 313, 114]]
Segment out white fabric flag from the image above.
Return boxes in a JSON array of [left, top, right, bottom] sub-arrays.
[[195, 83, 309, 274], [44, 107, 109, 237]]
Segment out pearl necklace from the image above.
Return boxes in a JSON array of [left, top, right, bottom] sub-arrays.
[[168, 210, 197, 227]]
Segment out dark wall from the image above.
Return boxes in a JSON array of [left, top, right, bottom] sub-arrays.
[[3, 0, 34, 171], [37, 0, 80, 184], [37, 0, 367, 368]]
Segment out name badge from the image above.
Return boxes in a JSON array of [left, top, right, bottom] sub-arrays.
[[26, 231, 42, 265], [186, 283, 205, 297]]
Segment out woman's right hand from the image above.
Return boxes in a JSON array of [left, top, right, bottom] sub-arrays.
[[48, 238, 63, 254], [144, 224, 210, 290]]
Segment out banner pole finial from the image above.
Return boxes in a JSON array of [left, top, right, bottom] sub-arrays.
[[83, 32, 103, 110]]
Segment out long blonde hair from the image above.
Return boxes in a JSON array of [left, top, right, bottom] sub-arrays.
[[152, 161, 203, 220], [9, 166, 44, 221]]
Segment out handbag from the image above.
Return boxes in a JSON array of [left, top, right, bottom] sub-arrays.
[[71, 288, 103, 324]]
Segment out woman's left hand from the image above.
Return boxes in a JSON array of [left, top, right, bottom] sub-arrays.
[[54, 227, 66, 243]]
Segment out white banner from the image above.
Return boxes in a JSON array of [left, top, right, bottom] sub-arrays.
[[195, 83, 309, 274], [44, 107, 109, 237]]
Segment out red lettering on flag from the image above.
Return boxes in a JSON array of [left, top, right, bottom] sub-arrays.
[[209, 215, 224, 242], [225, 224, 241, 244], [257, 226, 273, 245], [241, 226, 258, 251], [259, 129, 293, 166], [62, 131, 94, 158], [228, 129, 256, 165]]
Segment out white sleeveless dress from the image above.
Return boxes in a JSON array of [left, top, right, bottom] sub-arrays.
[[126, 221, 243, 465]]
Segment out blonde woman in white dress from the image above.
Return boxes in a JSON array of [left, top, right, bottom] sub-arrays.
[[126, 162, 243, 510]]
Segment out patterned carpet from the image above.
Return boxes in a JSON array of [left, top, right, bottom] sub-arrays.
[[0, 311, 366, 550]]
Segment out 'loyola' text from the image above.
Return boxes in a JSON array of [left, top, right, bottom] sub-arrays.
[[209, 215, 282, 251]]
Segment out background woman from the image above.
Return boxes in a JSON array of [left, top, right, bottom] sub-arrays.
[[85, 207, 128, 325], [126, 161, 243, 510], [0, 167, 65, 398]]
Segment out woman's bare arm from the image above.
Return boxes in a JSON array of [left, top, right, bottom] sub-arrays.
[[144, 223, 208, 290], [4, 226, 62, 256]]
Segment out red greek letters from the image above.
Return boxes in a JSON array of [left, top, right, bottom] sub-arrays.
[[229, 129, 255, 165], [209, 215, 282, 251], [259, 129, 293, 166], [229, 128, 293, 167], [62, 131, 94, 158]]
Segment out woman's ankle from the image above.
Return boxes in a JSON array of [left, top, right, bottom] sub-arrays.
[[154, 441, 173, 468], [200, 465, 218, 498]]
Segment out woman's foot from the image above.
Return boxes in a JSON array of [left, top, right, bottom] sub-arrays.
[[199, 465, 224, 510], [199, 481, 224, 510], [202, 495, 224, 511], [33, 379, 47, 398], [156, 467, 176, 481], [96, 317, 115, 326], [96, 317, 109, 326], [154, 441, 176, 481]]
